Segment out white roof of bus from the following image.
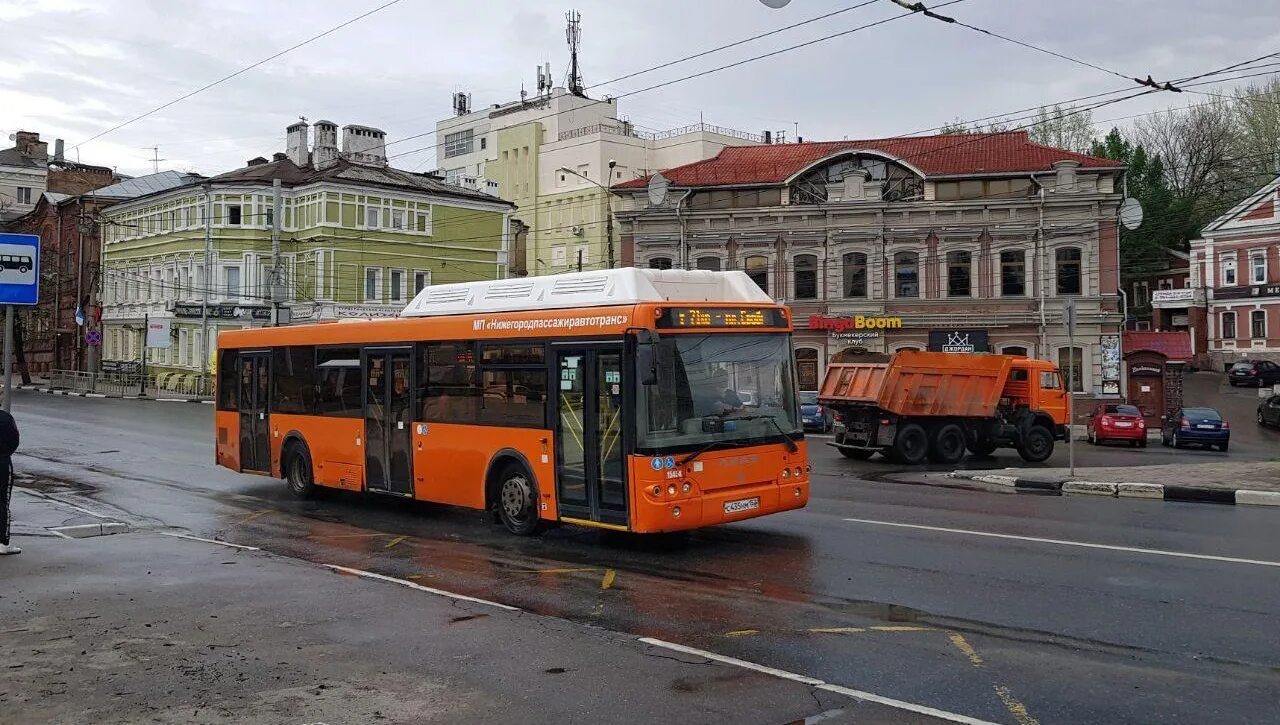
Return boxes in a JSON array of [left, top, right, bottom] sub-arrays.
[[400, 268, 773, 317]]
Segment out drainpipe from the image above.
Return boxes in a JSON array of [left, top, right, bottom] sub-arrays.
[[1033, 175, 1047, 359], [674, 188, 693, 269], [200, 183, 212, 378]]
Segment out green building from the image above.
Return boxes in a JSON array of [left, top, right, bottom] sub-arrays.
[[100, 120, 514, 383]]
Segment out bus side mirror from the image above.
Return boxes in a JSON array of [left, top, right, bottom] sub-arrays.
[[635, 330, 658, 385]]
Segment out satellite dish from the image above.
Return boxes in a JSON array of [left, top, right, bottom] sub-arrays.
[[759, 0, 792, 6], [647, 173, 670, 207], [1120, 197, 1143, 230]]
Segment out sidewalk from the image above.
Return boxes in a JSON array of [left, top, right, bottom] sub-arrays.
[[0, 490, 933, 725]]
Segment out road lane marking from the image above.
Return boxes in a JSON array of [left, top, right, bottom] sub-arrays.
[[639, 637, 998, 725], [600, 568, 617, 590], [869, 625, 930, 632], [947, 632, 984, 667], [993, 685, 1041, 725], [806, 627, 866, 634], [383, 535, 407, 549], [325, 564, 520, 611], [843, 518, 1280, 568], [159, 532, 260, 551], [508, 567, 599, 574]]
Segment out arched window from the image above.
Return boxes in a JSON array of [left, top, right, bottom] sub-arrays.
[[947, 250, 972, 297], [648, 257, 672, 270], [695, 257, 721, 272], [745, 255, 768, 295], [794, 254, 818, 300], [1002, 345, 1029, 357], [1056, 247, 1082, 295], [842, 252, 867, 298], [894, 251, 919, 298], [794, 348, 820, 391], [1057, 346, 1085, 392]]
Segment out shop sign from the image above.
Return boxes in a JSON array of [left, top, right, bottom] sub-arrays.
[[808, 314, 903, 334], [172, 303, 271, 320], [1129, 363, 1163, 377], [927, 329, 988, 353], [1152, 289, 1196, 303], [1215, 283, 1280, 300]]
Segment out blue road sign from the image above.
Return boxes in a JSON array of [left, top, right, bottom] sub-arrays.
[[0, 233, 39, 305]]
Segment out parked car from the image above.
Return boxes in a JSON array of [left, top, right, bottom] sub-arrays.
[[1086, 403, 1147, 447], [1161, 406, 1230, 451], [1259, 395, 1280, 428], [1228, 360, 1280, 387], [799, 391, 833, 433]]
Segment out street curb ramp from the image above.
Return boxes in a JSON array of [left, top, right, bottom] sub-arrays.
[[947, 470, 1280, 508]]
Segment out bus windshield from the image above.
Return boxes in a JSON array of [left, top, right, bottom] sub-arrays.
[[637, 333, 801, 450]]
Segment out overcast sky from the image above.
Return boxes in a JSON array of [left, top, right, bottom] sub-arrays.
[[2, 0, 1278, 178]]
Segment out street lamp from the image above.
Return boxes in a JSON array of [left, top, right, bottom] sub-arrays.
[[558, 161, 616, 270]]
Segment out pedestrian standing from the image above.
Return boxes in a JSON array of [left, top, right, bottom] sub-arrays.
[[0, 407, 20, 556]]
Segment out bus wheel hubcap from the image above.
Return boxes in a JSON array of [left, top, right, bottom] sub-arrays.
[[502, 476, 530, 519]]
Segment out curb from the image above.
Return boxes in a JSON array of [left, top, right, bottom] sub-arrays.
[[947, 470, 1280, 507], [12, 384, 211, 404]]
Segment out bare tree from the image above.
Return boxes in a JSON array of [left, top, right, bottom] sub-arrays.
[[1134, 97, 1240, 207], [1028, 105, 1096, 153], [1232, 76, 1280, 189]]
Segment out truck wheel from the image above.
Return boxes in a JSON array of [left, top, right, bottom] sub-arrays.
[[1017, 426, 1054, 463], [928, 424, 966, 464], [838, 447, 874, 460], [893, 424, 929, 465]]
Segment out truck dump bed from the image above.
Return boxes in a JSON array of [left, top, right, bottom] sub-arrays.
[[818, 351, 1016, 418]]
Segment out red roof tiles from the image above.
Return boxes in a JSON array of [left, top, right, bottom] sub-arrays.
[[1123, 331, 1193, 363], [613, 131, 1122, 190]]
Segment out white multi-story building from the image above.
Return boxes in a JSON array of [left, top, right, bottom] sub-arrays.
[[0, 131, 48, 222]]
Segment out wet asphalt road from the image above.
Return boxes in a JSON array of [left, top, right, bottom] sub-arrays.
[[11, 388, 1280, 725]]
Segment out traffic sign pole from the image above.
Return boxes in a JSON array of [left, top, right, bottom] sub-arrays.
[[3, 306, 12, 413], [0, 232, 42, 410]]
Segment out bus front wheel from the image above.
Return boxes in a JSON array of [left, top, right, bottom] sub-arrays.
[[496, 464, 542, 536], [284, 441, 317, 499]]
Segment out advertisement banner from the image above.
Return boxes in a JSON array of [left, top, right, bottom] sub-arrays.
[[145, 318, 172, 349]]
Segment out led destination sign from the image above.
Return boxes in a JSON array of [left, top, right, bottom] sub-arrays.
[[656, 307, 788, 329]]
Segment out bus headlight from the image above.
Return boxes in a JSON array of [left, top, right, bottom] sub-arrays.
[[667, 484, 677, 496], [652, 485, 662, 497], [672, 506, 681, 518], [793, 466, 803, 477], [781, 468, 790, 479], [682, 482, 691, 494]]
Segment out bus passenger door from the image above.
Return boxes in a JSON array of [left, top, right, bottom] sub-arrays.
[[554, 346, 628, 527], [237, 352, 270, 473], [363, 348, 414, 496]]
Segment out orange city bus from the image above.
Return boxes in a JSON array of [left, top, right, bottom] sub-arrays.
[[214, 268, 809, 535]]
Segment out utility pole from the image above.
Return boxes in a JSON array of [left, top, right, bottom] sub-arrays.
[[3, 307, 12, 413], [605, 160, 616, 269], [269, 178, 285, 326], [200, 183, 212, 379], [577, 248, 583, 273]]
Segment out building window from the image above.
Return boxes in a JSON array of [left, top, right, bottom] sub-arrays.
[[1252, 310, 1266, 338], [415, 211, 431, 234], [1056, 247, 1082, 295], [480, 137, 487, 150], [389, 269, 405, 303], [1000, 250, 1026, 297], [648, 257, 672, 270], [1221, 311, 1237, 340], [391, 209, 405, 230], [443, 129, 474, 158], [842, 252, 867, 298], [745, 255, 768, 295], [1221, 254, 1237, 286], [795, 348, 819, 391], [227, 204, 242, 226], [16, 187, 32, 204], [1133, 281, 1149, 307], [224, 266, 241, 299], [1058, 347, 1085, 392], [1251, 253, 1267, 284], [365, 206, 380, 228], [695, 257, 721, 272], [894, 251, 919, 298], [414, 271, 431, 295], [946, 250, 971, 297], [1002, 345, 1029, 357], [365, 267, 383, 302], [793, 254, 818, 300]]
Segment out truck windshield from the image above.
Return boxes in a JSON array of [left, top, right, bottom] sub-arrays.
[[637, 333, 801, 450]]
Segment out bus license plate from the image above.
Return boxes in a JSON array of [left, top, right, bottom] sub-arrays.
[[724, 497, 760, 514]]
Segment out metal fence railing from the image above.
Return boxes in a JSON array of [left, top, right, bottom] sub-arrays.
[[48, 369, 214, 400]]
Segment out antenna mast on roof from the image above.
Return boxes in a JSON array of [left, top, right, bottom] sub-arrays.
[[565, 10, 585, 97]]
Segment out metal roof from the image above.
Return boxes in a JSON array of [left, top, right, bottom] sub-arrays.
[[89, 171, 206, 199]]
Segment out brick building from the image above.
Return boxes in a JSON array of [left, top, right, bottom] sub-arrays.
[[1191, 173, 1280, 369], [612, 131, 1126, 402]]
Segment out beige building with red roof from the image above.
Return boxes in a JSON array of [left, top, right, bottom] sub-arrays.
[[612, 131, 1127, 407]]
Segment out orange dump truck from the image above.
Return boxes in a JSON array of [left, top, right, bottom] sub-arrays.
[[817, 351, 1070, 464]]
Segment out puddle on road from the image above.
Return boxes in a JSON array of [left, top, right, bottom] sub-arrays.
[[17, 473, 98, 495]]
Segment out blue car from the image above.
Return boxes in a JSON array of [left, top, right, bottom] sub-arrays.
[[1161, 406, 1230, 452], [800, 391, 833, 433]]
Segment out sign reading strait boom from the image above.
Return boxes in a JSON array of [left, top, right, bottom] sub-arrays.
[[213, 269, 810, 535]]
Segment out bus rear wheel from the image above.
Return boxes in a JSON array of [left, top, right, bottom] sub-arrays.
[[284, 442, 317, 499], [496, 464, 542, 536]]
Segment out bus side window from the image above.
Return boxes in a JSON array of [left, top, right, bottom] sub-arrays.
[[273, 346, 316, 414], [420, 342, 478, 423], [316, 347, 362, 417], [217, 349, 239, 411]]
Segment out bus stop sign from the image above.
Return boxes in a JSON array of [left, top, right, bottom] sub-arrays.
[[0, 233, 40, 305]]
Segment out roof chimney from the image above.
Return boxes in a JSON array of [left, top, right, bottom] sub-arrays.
[[273, 152, 287, 162], [286, 121, 309, 166], [341, 124, 387, 166], [247, 156, 268, 167], [54, 139, 65, 163], [313, 120, 339, 168]]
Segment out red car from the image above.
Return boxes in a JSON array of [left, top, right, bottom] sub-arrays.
[[1086, 403, 1148, 447]]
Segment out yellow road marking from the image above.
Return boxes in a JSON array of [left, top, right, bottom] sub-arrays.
[[994, 685, 1041, 725], [600, 569, 616, 590], [806, 627, 866, 634], [383, 536, 406, 549], [870, 625, 931, 632], [725, 629, 759, 637], [947, 632, 984, 667], [508, 567, 599, 575]]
